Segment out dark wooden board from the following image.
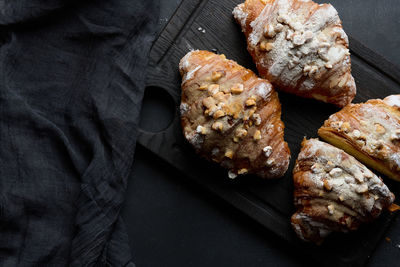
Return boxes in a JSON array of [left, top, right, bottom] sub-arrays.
[[140, 0, 400, 266]]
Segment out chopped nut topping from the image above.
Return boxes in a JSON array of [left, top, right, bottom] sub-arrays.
[[308, 66, 318, 76], [375, 123, 386, 134], [252, 114, 262, 126], [212, 70, 225, 81], [311, 163, 324, 173], [245, 97, 256, 107], [253, 130, 261, 141], [275, 23, 284, 32], [354, 172, 364, 183], [196, 125, 207, 135], [352, 129, 361, 138], [325, 63, 333, 69], [266, 158, 275, 166], [228, 170, 237, 179], [325, 161, 335, 171], [264, 24, 276, 38], [356, 184, 368, 194], [341, 122, 351, 132], [331, 121, 343, 129], [303, 30, 313, 42], [370, 140, 383, 150], [364, 171, 373, 179], [373, 195, 379, 200], [198, 84, 208, 91], [319, 42, 331, 48], [248, 107, 256, 118], [212, 122, 223, 132], [287, 60, 297, 69], [233, 136, 239, 143], [225, 149, 234, 159], [329, 168, 343, 178], [303, 65, 311, 76], [339, 195, 345, 202], [345, 176, 353, 184], [208, 84, 220, 95], [263, 146, 272, 157], [202, 96, 215, 109], [222, 87, 231, 94], [327, 204, 335, 215], [323, 179, 332, 191], [231, 83, 244, 94], [235, 128, 248, 139], [318, 48, 329, 61], [213, 110, 225, 119], [286, 29, 294, 40], [292, 34, 305, 46], [214, 92, 228, 102], [260, 41, 274, 52], [356, 139, 366, 146], [238, 168, 248, 175], [277, 14, 290, 24]]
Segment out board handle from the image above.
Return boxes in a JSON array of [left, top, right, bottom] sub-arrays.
[[137, 85, 182, 155]]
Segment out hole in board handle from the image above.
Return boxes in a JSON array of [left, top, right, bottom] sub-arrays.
[[139, 86, 176, 133]]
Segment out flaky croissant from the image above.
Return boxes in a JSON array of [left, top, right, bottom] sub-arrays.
[[233, 0, 356, 107], [179, 50, 290, 179], [292, 138, 395, 244], [318, 95, 400, 181]]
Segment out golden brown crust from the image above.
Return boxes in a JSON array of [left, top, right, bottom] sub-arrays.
[[179, 50, 290, 179], [292, 139, 395, 244], [318, 95, 400, 181], [233, 0, 356, 107]]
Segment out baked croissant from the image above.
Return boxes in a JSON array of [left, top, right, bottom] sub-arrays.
[[318, 95, 400, 181], [179, 50, 290, 179], [233, 0, 356, 107], [292, 138, 395, 244]]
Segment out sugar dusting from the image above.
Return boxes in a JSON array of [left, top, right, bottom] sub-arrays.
[[384, 95, 400, 108], [232, 4, 248, 30], [292, 138, 394, 242], [183, 65, 201, 82], [233, 0, 355, 105]]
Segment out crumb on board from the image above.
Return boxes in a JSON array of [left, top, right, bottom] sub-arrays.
[[197, 27, 206, 34]]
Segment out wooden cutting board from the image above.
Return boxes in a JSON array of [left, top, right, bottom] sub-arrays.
[[139, 0, 400, 265]]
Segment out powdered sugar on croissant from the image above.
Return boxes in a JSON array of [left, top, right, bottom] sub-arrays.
[[233, 0, 356, 107], [292, 139, 394, 243], [318, 95, 400, 181], [179, 50, 290, 179]]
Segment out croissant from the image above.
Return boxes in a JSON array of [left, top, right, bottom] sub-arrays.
[[292, 138, 395, 244], [233, 0, 356, 107], [318, 95, 400, 181], [179, 50, 291, 179]]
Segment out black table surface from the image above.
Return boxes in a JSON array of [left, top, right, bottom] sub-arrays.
[[121, 1, 400, 266]]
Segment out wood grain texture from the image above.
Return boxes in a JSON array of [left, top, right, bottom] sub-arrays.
[[141, 0, 400, 266]]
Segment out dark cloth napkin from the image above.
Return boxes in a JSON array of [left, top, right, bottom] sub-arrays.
[[0, 0, 159, 266]]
